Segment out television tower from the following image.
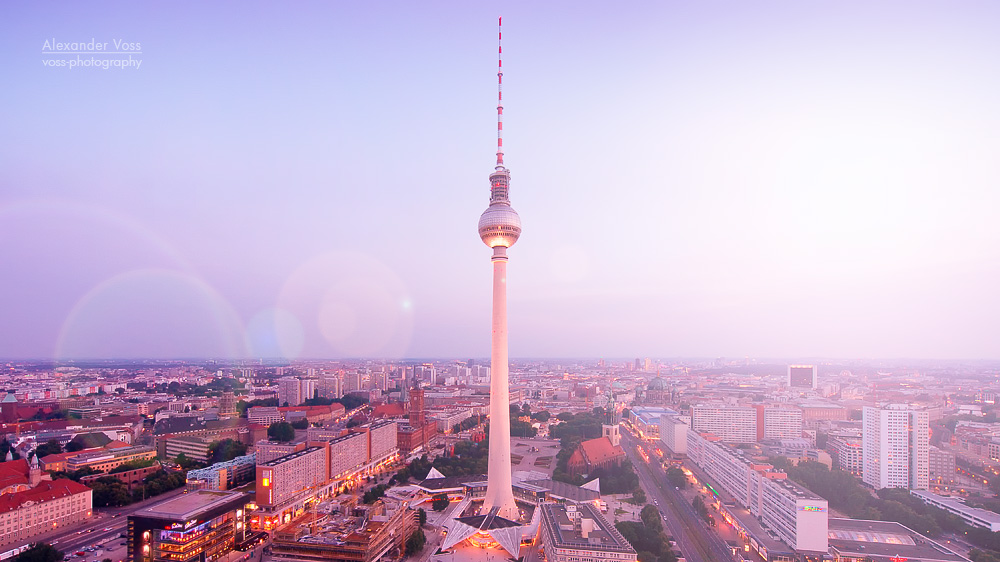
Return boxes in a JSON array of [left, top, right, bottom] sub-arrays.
[[478, 15, 521, 520]]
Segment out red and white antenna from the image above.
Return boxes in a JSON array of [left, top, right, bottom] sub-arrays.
[[496, 16, 504, 168]]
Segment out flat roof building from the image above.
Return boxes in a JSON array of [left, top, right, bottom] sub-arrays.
[[687, 431, 828, 554], [539, 503, 636, 562], [911, 490, 1000, 532], [827, 517, 969, 562], [128, 490, 253, 562]]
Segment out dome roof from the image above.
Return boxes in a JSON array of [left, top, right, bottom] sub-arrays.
[[647, 376, 668, 391]]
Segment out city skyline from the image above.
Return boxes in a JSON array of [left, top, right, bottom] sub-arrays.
[[3, 2, 1000, 360]]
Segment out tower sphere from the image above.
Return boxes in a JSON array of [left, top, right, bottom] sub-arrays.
[[479, 203, 521, 248]]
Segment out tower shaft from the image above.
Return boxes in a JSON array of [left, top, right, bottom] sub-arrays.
[[482, 247, 518, 519]]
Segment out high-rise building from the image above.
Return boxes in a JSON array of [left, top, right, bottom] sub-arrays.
[[478, 16, 522, 521], [218, 391, 237, 416], [277, 377, 317, 406], [862, 404, 929, 490], [277, 377, 301, 407], [300, 378, 317, 402], [788, 365, 818, 389], [658, 415, 689, 456]]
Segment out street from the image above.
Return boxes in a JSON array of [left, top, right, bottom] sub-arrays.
[[13, 486, 191, 559], [622, 430, 734, 562]]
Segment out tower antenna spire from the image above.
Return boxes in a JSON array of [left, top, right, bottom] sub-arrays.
[[496, 16, 504, 168]]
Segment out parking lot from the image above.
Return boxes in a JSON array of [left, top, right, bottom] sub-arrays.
[[63, 531, 128, 562]]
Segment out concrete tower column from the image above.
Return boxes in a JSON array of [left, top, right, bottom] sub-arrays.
[[482, 246, 518, 518]]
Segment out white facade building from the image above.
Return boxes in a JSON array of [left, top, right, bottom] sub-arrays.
[[658, 415, 689, 455], [690, 404, 757, 443], [762, 406, 803, 440], [687, 431, 828, 553], [862, 405, 929, 490]]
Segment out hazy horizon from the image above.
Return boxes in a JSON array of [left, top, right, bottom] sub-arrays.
[[3, 1, 999, 361]]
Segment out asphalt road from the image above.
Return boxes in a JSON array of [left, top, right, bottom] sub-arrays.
[[42, 487, 189, 556], [622, 431, 734, 562]]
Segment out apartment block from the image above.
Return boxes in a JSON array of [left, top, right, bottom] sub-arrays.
[[862, 405, 929, 490], [690, 405, 756, 444]]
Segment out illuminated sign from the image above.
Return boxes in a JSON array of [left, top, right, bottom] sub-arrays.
[[798, 505, 827, 512]]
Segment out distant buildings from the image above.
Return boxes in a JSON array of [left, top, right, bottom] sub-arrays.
[[862, 404, 929, 490], [247, 406, 282, 425], [787, 365, 818, 390], [688, 404, 803, 444], [826, 429, 863, 477], [277, 377, 318, 406], [911, 490, 1000, 532]]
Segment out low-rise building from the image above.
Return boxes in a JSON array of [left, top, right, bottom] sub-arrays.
[[65, 445, 157, 473], [539, 502, 636, 562], [162, 436, 212, 464], [270, 499, 415, 562], [0, 458, 93, 549], [911, 490, 1000, 532], [186, 454, 257, 491], [247, 406, 282, 426]]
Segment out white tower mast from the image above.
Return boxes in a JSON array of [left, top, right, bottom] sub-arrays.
[[478, 15, 521, 520]]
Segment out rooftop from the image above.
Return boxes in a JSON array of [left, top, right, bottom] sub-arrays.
[[828, 518, 968, 562], [541, 503, 635, 554], [261, 446, 323, 467], [135, 490, 246, 521]]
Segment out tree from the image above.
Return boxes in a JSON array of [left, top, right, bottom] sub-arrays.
[[174, 453, 203, 470], [35, 439, 62, 458], [208, 439, 249, 463], [13, 543, 64, 562], [530, 410, 551, 422], [90, 477, 132, 507], [692, 495, 708, 520], [666, 467, 688, 489], [267, 421, 295, 442], [632, 489, 647, 505], [417, 508, 427, 526], [405, 529, 426, 556], [432, 493, 450, 511], [640, 504, 663, 533], [290, 419, 309, 430]]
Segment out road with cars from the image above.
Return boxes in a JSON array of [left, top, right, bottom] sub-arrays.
[[622, 429, 734, 562], [29, 485, 190, 562]]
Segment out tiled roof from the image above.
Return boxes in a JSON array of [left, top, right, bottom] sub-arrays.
[[0, 479, 91, 514], [579, 437, 625, 465], [372, 403, 405, 418]]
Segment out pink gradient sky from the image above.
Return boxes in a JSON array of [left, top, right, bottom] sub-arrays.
[[1, 1, 999, 360]]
